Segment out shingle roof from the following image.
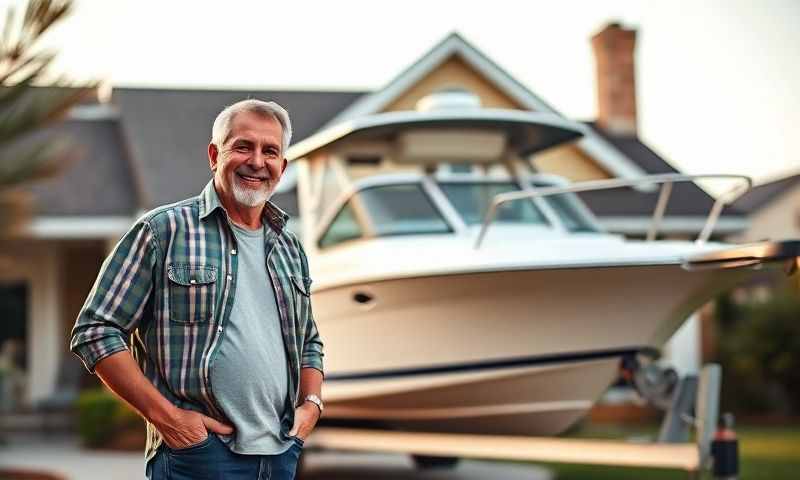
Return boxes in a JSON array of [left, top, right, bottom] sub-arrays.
[[112, 88, 365, 208], [731, 172, 800, 214], [17, 88, 747, 226], [578, 123, 746, 218], [24, 117, 138, 216]]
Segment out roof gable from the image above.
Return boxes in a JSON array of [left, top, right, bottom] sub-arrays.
[[383, 55, 525, 111], [327, 32, 646, 180], [329, 33, 557, 124]]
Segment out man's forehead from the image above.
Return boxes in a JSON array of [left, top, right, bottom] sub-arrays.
[[226, 112, 282, 144]]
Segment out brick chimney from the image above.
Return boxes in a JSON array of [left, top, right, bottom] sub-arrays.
[[591, 22, 638, 136]]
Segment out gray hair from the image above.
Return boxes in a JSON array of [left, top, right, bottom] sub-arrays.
[[211, 99, 292, 153]]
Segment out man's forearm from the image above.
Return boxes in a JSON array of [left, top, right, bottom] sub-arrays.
[[299, 367, 323, 402], [289, 367, 324, 438], [94, 349, 176, 424]]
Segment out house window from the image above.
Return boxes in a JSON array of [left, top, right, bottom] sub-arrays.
[[0, 283, 27, 369], [0, 282, 28, 412], [347, 155, 381, 166]]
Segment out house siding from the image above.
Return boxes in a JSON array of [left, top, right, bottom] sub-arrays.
[[532, 144, 613, 181], [383, 55, 525, 112]]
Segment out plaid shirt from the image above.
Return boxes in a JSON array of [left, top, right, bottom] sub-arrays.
[[70, 180, 323, 462]]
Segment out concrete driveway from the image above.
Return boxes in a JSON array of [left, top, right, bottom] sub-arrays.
[[302, 451, 551, 479], [0, 434, 551, 480]]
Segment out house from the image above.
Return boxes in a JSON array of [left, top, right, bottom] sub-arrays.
[[0, 23, 750, 405], [720, 171, 800, 304], [729, 171, 800, 243]]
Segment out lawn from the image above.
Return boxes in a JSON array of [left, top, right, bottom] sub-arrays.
[[538, 423, 800, 479]]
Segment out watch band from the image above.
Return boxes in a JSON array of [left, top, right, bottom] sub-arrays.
[[304, 394, 323, 413]]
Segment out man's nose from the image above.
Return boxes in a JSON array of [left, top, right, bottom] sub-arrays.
[[247, 150, 267, 170]]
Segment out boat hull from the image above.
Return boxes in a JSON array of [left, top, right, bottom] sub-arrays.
[[323, 358, 619, 436], [315, 263, 757, 435]]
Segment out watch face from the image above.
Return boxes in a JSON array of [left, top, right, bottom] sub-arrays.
[[306, 395, 323, 411]]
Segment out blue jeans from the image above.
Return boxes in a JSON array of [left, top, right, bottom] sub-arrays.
[[146, 434, 303, 480]]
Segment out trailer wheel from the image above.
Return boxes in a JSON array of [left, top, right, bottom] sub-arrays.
[[411, 455, 460, 470]]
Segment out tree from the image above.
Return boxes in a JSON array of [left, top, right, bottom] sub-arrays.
[[0, 0, 93, 235]]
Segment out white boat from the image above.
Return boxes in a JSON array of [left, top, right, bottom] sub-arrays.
[[284, 92, 799, 436]]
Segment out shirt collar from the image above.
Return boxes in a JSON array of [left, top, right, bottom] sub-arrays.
[[199, 180, 289, 232]]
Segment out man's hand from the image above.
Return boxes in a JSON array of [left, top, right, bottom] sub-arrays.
[[154, 406, 234, 449], [92, 351, 235, 449], [288, 401, 320, 441]]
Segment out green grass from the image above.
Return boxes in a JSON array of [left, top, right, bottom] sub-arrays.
[[537, 423, 800, 480]]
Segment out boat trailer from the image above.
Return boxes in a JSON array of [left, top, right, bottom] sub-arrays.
[[304, 364, 738, 479]]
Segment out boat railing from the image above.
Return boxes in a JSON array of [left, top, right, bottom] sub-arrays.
[[474, 173, 753, 249]]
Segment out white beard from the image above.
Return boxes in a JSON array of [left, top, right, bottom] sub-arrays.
[[231, 173, 275, 207]]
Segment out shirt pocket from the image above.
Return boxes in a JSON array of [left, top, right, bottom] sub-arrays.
[[290, 275, 311, 325], [167, 263, 218, 323]]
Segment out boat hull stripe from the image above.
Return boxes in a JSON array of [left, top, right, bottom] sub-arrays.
[[325, 345, 654, 381]]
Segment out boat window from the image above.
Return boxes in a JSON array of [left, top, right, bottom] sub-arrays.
[[438, 182, 549, 225], [319, 202, 363, 248], [318, 184, 451, 248], [531, 182, 599, 233], [440, 163, 476, 174], [360, 184, 451, 236]]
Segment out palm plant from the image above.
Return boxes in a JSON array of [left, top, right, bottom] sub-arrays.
[[0, 0, 93, 235]]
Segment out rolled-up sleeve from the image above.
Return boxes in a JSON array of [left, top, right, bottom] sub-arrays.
[[301, 289, 324, 375], [70, 220, 158, 373], [297, 243, 324, 375]]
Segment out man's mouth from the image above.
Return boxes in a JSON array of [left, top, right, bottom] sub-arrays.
[[236, 172, 268, 186]]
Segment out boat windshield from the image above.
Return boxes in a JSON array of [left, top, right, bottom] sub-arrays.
[[318, 180, 600, 248], [319, 183, 451, 248], [438, 182, 549, 226], [530, 181, 599, 233]]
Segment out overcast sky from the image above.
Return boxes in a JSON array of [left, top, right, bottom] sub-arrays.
[[12, 0, 800, 194]]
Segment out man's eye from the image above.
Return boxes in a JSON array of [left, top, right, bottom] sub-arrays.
[[235, 145, 249, 152]]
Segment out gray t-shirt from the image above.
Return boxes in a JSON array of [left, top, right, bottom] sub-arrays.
[[210, 222, 293, 454]]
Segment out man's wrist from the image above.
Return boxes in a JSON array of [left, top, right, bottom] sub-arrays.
[[144, 398, 178, 426], [301, 394, 323, 416]]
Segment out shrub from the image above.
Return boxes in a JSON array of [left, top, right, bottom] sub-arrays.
[[76, 388, 141, 447], [715, 284, 800, 415]]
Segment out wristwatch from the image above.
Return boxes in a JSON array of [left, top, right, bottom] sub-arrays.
[[303, 394, 324, 413]]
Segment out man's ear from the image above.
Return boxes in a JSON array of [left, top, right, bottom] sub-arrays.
[[280, 158, 288, 174], [208, 143, 219, 172]]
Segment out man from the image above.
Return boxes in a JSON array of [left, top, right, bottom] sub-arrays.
[[70, 99, 323, 480]]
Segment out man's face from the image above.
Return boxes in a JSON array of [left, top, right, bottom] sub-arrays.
[[209, 111, 287, 209]]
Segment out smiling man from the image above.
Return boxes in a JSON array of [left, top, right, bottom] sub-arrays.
[[70, 100, 324, 480]]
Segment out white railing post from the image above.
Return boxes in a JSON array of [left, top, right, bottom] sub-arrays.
[[696, 181, 752, 244], [648, 181, 674, 242]]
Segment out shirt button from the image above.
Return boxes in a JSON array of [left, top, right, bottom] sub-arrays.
[[217, 326, 223, 333], [231, 249, 237, 255], [189, 279, 197, 285], [227, 274, 233, 281]]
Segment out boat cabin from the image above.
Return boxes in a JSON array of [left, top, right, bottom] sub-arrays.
[[284, 90, 604, 253]]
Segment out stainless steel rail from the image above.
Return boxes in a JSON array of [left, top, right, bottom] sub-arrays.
[[474, 173, 753, 249]]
